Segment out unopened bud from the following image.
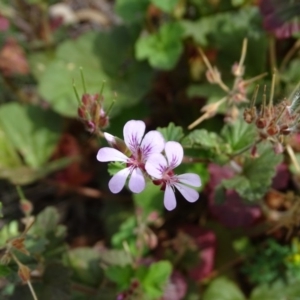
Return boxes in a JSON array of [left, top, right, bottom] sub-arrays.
[[20, 199, 33, 216], [231, 62, 245, 77], [256, 117, 267, 129], [18, 264, 31, 282]]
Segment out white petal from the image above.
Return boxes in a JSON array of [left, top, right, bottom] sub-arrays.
[[164, 185, 177, 211], [104, 132, 116, 145], [140, 131, 165, 159], [108, 168, 131, 193], [177, 173, 202, 187], [97, 147, 128, 162], [164, 141, 183, 168], [145, 153, 167, 178], [129, 168, 145, 193], [174, 182, 199, 203], [123, 120, 145, 152]]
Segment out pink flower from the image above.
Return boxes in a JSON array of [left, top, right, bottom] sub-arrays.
[[145, 141, 201, 210], [97, 120, 165, 194]]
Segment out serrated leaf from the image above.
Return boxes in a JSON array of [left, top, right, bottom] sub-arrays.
[[157, 122, 184, 142], [222, 144, 283, 201], [150, 0, 178, 13], [221, 119, 257, 152], [105, 265, 134, 291], [135, 22, 184, 70], [203, 277, 245, 300], [141, 261, 172, 300], [183, 129, 223, 149], [0, 103, 62, 168]]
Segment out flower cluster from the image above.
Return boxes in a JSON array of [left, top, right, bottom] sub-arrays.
[[97, 120, 201, 210], [243, 84, 300, 153]]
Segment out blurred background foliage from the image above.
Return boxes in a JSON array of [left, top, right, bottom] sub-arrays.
[[1, 0, 300, 299]]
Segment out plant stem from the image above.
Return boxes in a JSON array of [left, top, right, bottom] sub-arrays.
[[27, 280, 38, 300]]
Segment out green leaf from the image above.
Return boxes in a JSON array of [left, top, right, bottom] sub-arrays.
[[36, 28, 153, 117], [133, 183, 163, 215], [0, 103, 62, 168], [141, 261, 172, 300], [66, 248, 103, 287], [150, 0, 178, 13], [135, 22, 184, 70], [115, 0, 149, 23], [0, 221, 19, 245], [250, 280, 300, 300], [0, 157, 74, 185], [203, 277, 245, 300], [222, 144, 283, 201], [182, 129, 230, 163], [157, 122, 184, 142], [0, 125, 22, 169], [108, 161, 125, 176], [221, 118, 257, 152], [100, 249, 133, 266], [104, 265, 134, 291], [181, 17, 216, 46], [0, 265, 12, 277]]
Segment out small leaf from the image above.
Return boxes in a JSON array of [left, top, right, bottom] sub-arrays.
[[222, 144, 283, 201], [150, 0, 178, 13], [141, 261, 172, 299], [135, 22, 184, 70], [221, 119, 257, 152], [157, 122, 184, 142], [203, 277, 245, 300], [104, 265, 134, 291], [0, 103, 62, 168]]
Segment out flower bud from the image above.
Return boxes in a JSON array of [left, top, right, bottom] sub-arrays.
[[18, 264, 31, 282]]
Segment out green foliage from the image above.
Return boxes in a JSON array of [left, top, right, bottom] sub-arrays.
[[133, 183, 164, 215], [105, 261, 172, 299], [135, 22, 184, 70], [157, 122, 184, 142], [221, 119, 256, 153], [222, 144, 283, 201], [203, 277, 245, 300], [241, 239, 291, 285], [104, 265, 134, 291], [139, 261, 172, 299], [182, 129, 230, 163], [107, 161, 125, 176], [66, 248, 103, 287], [150, 0, 178, 13], [30, 207, 67, 259], [249, 279, 300, 300], [32, 28, 153, 117], [115, 0, 149, 23], [0, 103, 62, 168]]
